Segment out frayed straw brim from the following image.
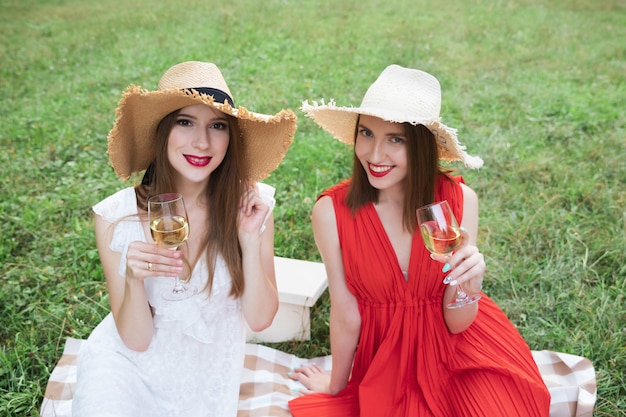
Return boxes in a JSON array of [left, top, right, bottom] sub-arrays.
[[301, 99, 483, 169], [107, 86, 297, 181]]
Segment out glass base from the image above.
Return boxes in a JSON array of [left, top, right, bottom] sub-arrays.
[[162, 284, 197, 301], [447, 293, 481, 309]]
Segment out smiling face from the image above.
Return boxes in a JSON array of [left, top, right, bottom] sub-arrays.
[[354, 115, 408, 195], [166, 104, 231, 186]]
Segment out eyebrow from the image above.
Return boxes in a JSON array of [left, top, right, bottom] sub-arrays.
[[177, 113, 229, 122]]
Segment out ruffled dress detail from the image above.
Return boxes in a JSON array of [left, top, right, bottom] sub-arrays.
[[73, 184, 275, 417], [289, 176, 550, 417]]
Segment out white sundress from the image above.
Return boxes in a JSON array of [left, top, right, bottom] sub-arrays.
[[72, 184, 275, 417]]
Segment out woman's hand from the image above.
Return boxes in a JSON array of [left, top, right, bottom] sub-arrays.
[[124, 241, 184, 282], [288, 364, 332, 395], [238, 185, 270, 240], [432, 228, 485, 295]]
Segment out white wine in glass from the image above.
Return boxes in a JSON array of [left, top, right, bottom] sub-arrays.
[[417, 200, 481, 309], [150, 215, 189, 249], [148, 193, 196, 301]]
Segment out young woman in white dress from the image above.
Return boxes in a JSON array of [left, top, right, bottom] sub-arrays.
[[73, 61, 297, 417]]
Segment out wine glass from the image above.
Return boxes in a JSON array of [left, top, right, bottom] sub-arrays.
[[148, 193, 196, 301], [416, 200, 481, 309]]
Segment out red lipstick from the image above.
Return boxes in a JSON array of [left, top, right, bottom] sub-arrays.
[[368, 163, 392, 178], [184, 155, 212, 167]]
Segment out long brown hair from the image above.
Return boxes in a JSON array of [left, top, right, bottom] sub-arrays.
[[346, 118, 452, 233], [136, 108, 248, 298]]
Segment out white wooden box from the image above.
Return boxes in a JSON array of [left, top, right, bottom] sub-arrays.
[[246, 256, 328, 343]]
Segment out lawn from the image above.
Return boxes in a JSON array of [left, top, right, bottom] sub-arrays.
[[0, 0, 624, 415]]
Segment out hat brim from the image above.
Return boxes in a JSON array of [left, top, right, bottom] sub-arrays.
[[108, 86, 297, 181], [301, 100, 483, 169]]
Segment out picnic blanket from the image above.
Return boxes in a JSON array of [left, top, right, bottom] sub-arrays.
[[40, 338, 596, 417]]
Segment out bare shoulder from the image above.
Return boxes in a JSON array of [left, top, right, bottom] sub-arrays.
[[312, 195, 335, 220], [459, 183, 479, 242], [312, 196, 339, 247], [460, 182, 478, 207]]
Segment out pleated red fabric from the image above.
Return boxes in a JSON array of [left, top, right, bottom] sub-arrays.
[[289, 176, 551, 417]]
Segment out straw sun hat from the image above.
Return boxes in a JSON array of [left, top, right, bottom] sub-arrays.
[[107, 61, 297, 181], [301, 64, 483, 169]]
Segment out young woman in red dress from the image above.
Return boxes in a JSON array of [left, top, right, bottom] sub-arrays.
[[288, 65, 550, 417]]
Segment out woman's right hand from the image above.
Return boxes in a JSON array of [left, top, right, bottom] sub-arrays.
[[124, 241, 184, 282]]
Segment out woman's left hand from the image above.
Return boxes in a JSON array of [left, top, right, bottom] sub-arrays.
[[238, 185, 270, 239], [433, 229, 485, 295], [288, 364, 332, 395]]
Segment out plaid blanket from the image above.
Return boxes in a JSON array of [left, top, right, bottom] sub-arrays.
[[40, 338, 596, 417]]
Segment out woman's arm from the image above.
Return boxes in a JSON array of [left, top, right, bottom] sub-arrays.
[[95, 214, 182, 351], [238, 188, 279, 332], [290, 196, 361, 395], [441, 183, 486, 333]]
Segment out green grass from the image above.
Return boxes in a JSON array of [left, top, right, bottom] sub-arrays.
[[1, 0, 624, 415]]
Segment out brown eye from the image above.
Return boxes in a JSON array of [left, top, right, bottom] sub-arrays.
[[358, 128, 373, 137], [211, 122, 228, 130]]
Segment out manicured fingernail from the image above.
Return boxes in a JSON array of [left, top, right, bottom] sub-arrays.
[[287, 371, 292, 376], [292, 387, 299, 393], [460, 226, 467, 232], [442, 263, 451, 273], [443, 276, 452, 284]]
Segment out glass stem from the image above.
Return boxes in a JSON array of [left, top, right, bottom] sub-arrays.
[[172, 276, 185, 294], [456, 284, 470, 302], [170, 246, 185, 294]]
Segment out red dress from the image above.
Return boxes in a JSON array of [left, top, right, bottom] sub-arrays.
[[289, 176, 550, 417]]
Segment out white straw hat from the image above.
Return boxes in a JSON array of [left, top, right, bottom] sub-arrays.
[[301, 64, 483, 169], [107, 61, 298, 181]]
